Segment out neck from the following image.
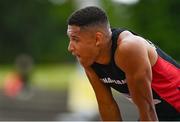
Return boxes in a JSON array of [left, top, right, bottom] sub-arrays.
[[95, 39, 112, 65]]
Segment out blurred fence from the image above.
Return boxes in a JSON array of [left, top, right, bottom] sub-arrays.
[[0, 88, 68, 121]]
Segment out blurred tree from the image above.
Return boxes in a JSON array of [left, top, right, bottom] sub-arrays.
[[102, 0, 180, 61], [0, 0, 179, 63], [102, 0, 133, 28], [129, 0, 180, 61], [0, 0, 74, 64]]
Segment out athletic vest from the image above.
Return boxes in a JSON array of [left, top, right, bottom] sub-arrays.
[[91, 28, 180, 120]]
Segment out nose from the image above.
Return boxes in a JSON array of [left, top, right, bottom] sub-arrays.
[[68, 41, 74, 53]]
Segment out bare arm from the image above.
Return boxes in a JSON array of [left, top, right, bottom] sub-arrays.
[[84, 67, 122, 121], [115, 35, 158, 121]]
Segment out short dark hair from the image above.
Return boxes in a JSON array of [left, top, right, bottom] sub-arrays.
[[67, 6, 108, 27]]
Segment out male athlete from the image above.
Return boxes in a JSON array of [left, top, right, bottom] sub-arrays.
[[67, 6, 180, 121]]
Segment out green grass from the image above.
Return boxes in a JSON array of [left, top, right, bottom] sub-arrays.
[[0, 63, 76, 91]]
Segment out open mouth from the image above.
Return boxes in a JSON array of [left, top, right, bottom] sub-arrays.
[[72, 52, 79, 57], [76, 55, 80, 58], [76, 55, 81, 61], [71, 52, 81, 60]]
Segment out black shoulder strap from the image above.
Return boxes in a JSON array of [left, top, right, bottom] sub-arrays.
[[111, 28, 126, 57], [111, 28, 126, 43]]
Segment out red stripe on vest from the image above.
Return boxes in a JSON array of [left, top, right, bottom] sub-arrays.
[[152, 56, 180, 112]]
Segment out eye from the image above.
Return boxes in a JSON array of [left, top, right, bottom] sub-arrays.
[[71, 37, 79, 43]]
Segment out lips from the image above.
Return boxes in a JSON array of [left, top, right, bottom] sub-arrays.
[[72, 52, 80, 58], [76, 55, 81, 60], [72, 52, 76, 56]]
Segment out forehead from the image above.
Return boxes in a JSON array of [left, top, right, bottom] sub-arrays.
[[67, 25, 81, 36]]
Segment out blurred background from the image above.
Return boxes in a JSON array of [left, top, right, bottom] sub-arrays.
[[0, 0, 179, 121]]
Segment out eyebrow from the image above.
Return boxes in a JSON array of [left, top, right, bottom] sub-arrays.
[[67, 34, 79, 40], [71, 36, 79, 40], [67, 31, 78, 37]]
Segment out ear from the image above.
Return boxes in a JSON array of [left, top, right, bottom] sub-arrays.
[[95, 32, 103, 46]]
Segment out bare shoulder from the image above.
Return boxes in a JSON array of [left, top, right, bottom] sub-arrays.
[[117, 31, 158, 67], [116, 31, 148, 59], [114, 31, 151, 74], [117, 30, 147, 48]]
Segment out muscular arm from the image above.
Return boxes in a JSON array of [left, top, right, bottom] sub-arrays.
[[84, 67, 122, 121], [115, 34, 158, 121]]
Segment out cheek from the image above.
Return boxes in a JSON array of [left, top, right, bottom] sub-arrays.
[[85, 46, 98, 58], [78, 44, 93, 53], [78, 40, 97, 57]]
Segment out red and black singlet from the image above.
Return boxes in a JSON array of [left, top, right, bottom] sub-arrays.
[[91, 28, 180, 120]]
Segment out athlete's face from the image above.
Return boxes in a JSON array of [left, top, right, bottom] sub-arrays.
[[67, 25, 99, 67]]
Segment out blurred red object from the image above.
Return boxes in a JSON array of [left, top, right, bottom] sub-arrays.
[[3, 72, 23, 97]]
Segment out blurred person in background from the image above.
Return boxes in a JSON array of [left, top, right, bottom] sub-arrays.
[[4, 54, 34, 98], [67, 6, 180, 121]]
